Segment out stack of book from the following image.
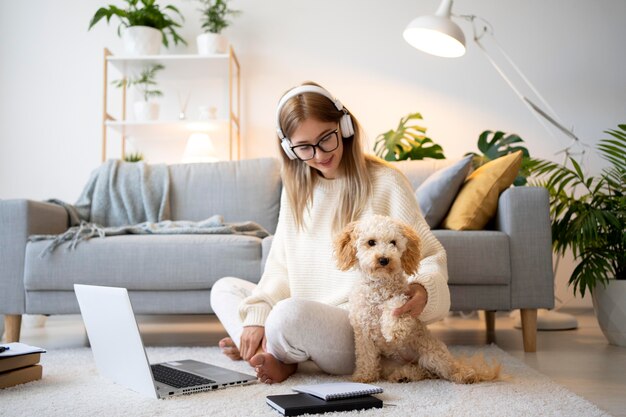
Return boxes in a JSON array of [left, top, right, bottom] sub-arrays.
[[0, 343, 46, 389]]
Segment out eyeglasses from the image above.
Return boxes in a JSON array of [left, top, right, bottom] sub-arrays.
[[290, 129, 339, 161]]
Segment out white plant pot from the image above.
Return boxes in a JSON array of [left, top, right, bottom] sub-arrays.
[[134, 101, 160, 121], [196, 33, 228, 55], [592, 279, 626, 347], [122, 26, 162, 55]]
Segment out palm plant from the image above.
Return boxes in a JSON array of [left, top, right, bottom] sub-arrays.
[[373, 113, 445, 161], [528, 124, 626, 297], [113, 64, 165, 102], [198, 0, 241, 34], [465, 130, 531, 186], [88, 0, 186, 47]]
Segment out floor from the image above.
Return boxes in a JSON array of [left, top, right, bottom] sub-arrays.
[[10, 308, 626, 417]]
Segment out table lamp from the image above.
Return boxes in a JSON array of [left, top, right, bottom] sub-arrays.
[[182, 133, 219, 163]]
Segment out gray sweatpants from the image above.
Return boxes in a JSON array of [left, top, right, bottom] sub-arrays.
[[210, 277, 355, 375]]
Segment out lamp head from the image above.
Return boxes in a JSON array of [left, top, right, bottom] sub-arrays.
[[403, 0, 466, 58]]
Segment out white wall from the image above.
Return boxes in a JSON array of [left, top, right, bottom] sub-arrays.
[[1, 0, 624, 307]]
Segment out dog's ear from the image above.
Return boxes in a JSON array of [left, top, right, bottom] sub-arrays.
[[400, 223, 421, 276], [334, 221, 358, 271]]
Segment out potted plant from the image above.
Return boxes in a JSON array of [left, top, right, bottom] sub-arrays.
[[124, 152, 145, 162], [465, 130, 532, 186], [529, 124, 626, 346], [196, 0, 241, 54], [373, 112, 445, 161], [114, 64, 165, 121], [89, 0, 186, 55]]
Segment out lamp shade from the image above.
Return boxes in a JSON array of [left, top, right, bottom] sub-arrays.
[[403, 0, 466, 58], [182, 133, 218, 163]]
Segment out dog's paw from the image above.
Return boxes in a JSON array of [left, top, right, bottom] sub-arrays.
[[386, 369, 410, 383], [351, 372, 378, 383]]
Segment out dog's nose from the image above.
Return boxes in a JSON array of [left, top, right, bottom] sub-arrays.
[[379, 257, 389, 266]]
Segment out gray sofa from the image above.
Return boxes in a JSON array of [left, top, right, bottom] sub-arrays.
[[0, 157, 553, 352]]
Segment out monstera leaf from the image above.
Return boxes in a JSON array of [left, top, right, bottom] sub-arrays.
[[465, 130, 531, 186], [374, 113, 446, 161]]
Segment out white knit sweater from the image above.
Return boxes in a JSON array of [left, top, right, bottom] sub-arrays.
[[238, 163, 450, 327]]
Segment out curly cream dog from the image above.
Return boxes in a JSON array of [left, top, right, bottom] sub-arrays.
[[334, 215, 500, 383]]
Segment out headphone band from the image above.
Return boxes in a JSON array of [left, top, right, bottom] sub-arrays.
[[275, 85, 346, 140]]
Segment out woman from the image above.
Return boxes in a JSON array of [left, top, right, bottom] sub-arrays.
[[210, 82, 450, 384]]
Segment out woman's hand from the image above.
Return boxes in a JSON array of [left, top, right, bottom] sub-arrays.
[[393, 283, 428, 318], [240, 326, 266, 361]]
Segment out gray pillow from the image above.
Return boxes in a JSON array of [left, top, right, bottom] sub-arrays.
[[416, 155, 473, 228]]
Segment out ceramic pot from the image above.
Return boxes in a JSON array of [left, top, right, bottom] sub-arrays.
[[196, 33, 228, 54], [134, 101, 160, 121], [122, 26, 162, 55], [592, 279, 626, 347]]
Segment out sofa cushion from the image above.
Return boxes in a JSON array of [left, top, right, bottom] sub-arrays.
[[415, 155, 473, 228], [393, 159, 455, 190], [168, 158, 282, 234], [432, 230, 510, 285], [441, 151, 523, 230], [24, 235, 263, 291]]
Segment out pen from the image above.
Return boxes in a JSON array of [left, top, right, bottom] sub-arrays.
[[0, 346, 10, 353]]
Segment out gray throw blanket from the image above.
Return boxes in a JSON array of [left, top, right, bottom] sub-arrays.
[[31, 160, 269, 256]]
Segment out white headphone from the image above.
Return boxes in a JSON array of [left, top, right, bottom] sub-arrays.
[[275, 85, 355, 160]]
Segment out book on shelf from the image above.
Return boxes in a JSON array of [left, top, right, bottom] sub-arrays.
[[266, 393, 383, 416], [0, 365, 43, 389], [291, 382, 383, 400]]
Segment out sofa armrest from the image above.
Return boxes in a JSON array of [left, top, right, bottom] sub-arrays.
[[260, 235, 274, 277], [495, 187, 554, 309], [0, 200, 68, 314]]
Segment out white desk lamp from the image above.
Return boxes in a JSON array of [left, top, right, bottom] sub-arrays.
[[404, 0, 582, 330]]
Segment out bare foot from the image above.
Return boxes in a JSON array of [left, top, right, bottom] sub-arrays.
[[249, 352, 297, 384], [218, 337, 242, 361]]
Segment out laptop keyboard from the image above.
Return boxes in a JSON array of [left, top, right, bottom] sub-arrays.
[[151, 364, 216, 388]]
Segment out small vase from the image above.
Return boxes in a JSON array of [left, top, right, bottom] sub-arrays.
[[196, 33, 228, 54], [122, 26, 162, 55], [592, 279, 626, 347], [134, 101, 160, 121]]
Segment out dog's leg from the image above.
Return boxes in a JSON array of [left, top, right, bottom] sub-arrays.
[[351, 328, 382, 383], [380, 296, 418, 344], [410, 324, 465, 382], [413, 326, 500, 384], [386, 362, 433, 383]]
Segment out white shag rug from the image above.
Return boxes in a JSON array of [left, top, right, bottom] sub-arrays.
[[0, 345, 610, 417]]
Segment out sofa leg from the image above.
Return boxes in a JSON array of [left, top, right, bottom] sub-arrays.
[[4, 314, 22, 343], [520, 309, 537, 352], [485, 310, 496, 344]]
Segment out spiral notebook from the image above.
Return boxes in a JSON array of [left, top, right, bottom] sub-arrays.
[[291, 382, 383, 401]]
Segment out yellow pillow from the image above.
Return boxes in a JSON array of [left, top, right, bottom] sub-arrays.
[[441, 151, 523, 230]]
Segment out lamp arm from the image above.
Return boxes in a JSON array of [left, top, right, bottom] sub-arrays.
[[461, 15, 586, 156]]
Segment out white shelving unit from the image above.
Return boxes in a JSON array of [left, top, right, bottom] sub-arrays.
[[101, 47, 241, 161]]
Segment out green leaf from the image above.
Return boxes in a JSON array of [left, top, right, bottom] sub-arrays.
[[373, 113, 445, 161], [470, 130, 530, 185]]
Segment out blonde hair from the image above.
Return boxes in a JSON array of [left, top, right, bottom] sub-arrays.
[[277, 81, 386, 233]]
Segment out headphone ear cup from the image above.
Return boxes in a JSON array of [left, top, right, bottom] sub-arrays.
[[340, 113, 355, 138], [280, 138, 298, 160]]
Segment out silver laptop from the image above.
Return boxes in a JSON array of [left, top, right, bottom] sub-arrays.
[[74, 284, 256, 399]]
